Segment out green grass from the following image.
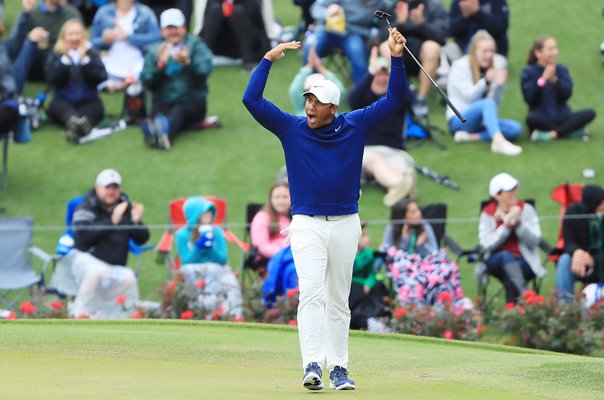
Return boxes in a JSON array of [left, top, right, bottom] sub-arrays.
[[1, 0, 603, 308], [1, 320, 604, 399]]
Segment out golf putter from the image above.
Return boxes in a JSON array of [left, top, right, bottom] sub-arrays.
[[373, 10, 467, 123]]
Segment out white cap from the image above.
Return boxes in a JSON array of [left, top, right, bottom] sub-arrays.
[[96, 169, 122, 187], [489, 173, 519, 197], [303, 79, 341, 106], [160, 8, 186, 28]]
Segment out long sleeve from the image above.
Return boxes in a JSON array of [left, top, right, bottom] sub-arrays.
[[176, 225, 228, 265], [81, 50, 108, 88], [474, 0, 508, 36], [520, 64, 542, 106], [6, 12, 30, 61], [478, 211, 511, 252], [554, 65, 573, 105], [250, 211, 286, 259], [346, 56, 407, 137], [140, 46, 165, 91], [45, 52, 72, 88], [72, 207, 113, 250], [347, 72, 374, 109], [242, 57, 298, 138], [514, 204, 542, 248], [127, 11, 162, 51], [185, 37, 213, 79]]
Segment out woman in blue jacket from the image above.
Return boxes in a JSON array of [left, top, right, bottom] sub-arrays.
[[521, 35, 596, 142]]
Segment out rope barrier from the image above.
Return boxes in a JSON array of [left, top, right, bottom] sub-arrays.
[[0, 213, 600, 232]]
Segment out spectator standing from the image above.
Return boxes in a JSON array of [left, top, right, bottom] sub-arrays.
[[45, 19, 108, 142], [521, 35, 596, 142], [140, 8, 213, 150], [7, 0, 82, 81]]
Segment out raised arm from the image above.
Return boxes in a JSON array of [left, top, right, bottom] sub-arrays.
[[242, 41, 302, 137], [347, 28, 407, 132]]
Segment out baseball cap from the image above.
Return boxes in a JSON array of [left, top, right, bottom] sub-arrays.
[[160, 8, 186, 28], [96, 169, 122, 187], [489, 173, 519, 197], [303, 79, 341, 106]]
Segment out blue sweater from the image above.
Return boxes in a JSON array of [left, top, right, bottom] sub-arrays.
[[243, 56, 407, 216]]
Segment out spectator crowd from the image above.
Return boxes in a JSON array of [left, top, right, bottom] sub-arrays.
[[0, 0, 602, 330]]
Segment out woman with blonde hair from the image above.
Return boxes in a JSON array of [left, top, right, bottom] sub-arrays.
[[45, 19, 107, 142], [446, 30, 522, 156]]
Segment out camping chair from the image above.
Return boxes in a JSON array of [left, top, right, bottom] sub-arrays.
[[453, 199, 553, 312], [548, 182, 585, 263], [240, 203, 268, 272], [0, 217, 54, 311], [155, 196, 249, 274]]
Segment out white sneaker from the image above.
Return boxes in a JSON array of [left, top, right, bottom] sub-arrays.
[[491, 140, 522, 156], [454, 130, 471, 143]]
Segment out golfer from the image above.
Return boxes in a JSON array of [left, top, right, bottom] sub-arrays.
[[243, 27, 407, 391]]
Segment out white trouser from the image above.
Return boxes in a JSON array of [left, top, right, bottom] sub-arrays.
[[288, 213, 361, 371]]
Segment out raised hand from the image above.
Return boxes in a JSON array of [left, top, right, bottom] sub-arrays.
[[264, 41, 302, 62], [111, 201, 129, 225], [131, 203, 145, 224], [387, 27, 406, 57]]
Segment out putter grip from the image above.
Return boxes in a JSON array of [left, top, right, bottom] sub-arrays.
[[435, 86, 466, 123]]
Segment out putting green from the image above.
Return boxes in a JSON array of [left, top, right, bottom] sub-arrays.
[[1, 320, 603, 399]]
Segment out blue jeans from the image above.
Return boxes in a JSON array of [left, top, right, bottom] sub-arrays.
[[449, 98, 522, 141], [556, 253, 601, 300], [305, 28, 367, 84], [485, 250, 534, 302]]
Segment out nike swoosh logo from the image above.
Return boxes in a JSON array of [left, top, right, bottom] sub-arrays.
[[335, 125, 342, 132]]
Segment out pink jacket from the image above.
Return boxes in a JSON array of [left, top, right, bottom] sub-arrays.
[[250, 210, 291, 259]]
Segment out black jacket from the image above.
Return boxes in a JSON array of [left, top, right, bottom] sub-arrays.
[[563, 186, 604, 264], [73, 189, 150, 266]]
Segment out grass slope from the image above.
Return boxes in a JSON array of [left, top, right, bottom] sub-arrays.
[[0, 0, 603, 306], [1, 320, 604, 399]]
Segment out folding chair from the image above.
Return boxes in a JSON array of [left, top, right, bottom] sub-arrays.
[[0, 217, 54, 311], [549, 182, 585, 263], [240, 203, 267, 271], [156, 196, 249, 274]]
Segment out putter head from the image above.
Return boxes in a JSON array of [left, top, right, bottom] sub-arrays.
[[373, 10, 392, 26]]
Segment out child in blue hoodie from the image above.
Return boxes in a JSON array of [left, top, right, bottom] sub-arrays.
[[174, 196, 243, 319], [175, 196, 228, 266]]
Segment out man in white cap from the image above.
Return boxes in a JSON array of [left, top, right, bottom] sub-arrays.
[[140, 8, 213, 150], [49, 169, 150, 318], [243, 27, 408, 391]]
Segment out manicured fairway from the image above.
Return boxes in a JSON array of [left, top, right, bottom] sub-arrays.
[[1, 320, 603, 399]]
